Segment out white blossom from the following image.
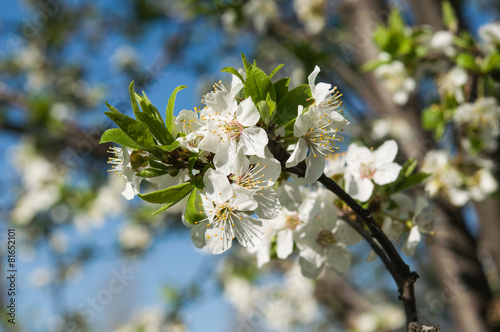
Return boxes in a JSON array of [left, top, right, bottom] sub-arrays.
[[296, 201, 362, 278], [345, 140, 402, 202], [293, 0, 326, 34], [107, 147, 142, 200], [374, 61, 416, 105], [429, 31, 456, 57], [174, 108, 205, 152], [453, 97, 500, 130], [191, 169, 262, 254], [119, 223, 152, 250], [286, 105, 348, 182], [479, 22, 500, 49], [436, 67, 468, 103], [199, 79, 267, 174]]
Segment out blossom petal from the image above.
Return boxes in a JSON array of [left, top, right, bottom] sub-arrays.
[[190, 223, 207, 249], [374, 139, 398, 167], [305, 154, 325, 183], [254, 188, 281, 220], [333, 219, 363, 245], [233, 213, 263, 248], [236, 97, 260, 126], [402, 226, 421, 257], [373, 163, 402, 185], [299, 257, 324, 279], [231, 185, 259, 211], [285, 138, 308, 168], [325, 246, 351, 273], [345, 175, 374, 202], [276, 229, 294, 259], [204, 168, 233, 202], [240, 127, 268, 158], [121, 181, 137, 200], [214, 141, 238, 174], [206, 222, 234, 254]]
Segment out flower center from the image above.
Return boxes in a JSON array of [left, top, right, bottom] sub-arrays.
[[285, 214, 301, 230], [225, 120, 243, 140], [316, 230, 335, 248], [359, 162, 376, 179]]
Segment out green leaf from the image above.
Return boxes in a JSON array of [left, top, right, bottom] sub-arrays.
[[373, 25, 390, 49], [129, 81, 141, 119], [137, 168, 169, 178], [244, 64, 276, 104], [268, 64, 284, 79], [275, 84, 312, 126], [388, 9, 405, 33], [274, 77, 290, 103], [481, 52, 500, 73], [139, 91, 165, 125], [100, 128, 142, 149], [184, 189, 205, 224], [360, 58, 388, 72], [422, 107, 443, 130], [165, 85, 187, 141], [257, 92, 277, 124], [241, 53, 252, 73], [442, 1, 458, 32], [104, 110, 156, 153], [157, 140, 180, 152], [456, 53, 478, 71], [137, 112, 171, 145], [105, 102, 120, 114], [221, 67, 244, 83], [138, 181, 194, 204], [188, 156, 198, 173], [395, 172, 431, 192]]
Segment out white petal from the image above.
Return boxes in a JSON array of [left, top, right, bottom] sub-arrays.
[[298, 197, 322, 223], [254, 188, 281, 220], [214, 141, 237, 174], [325, 246, 351, 273], [293, 111, 309, 137], [402, 226, 421, 257], [374, 140, 398, 167], [190, 223, 207, 249], [240, 127, 268, 158], [285, 138, 308, 168], [276, 229, 294, 259], [231, 185, 259, 211], [373, 163, 402, 185], [333, 219, 363, 245], [233, 213, 263, 248], [206, 223, 234, 254], [304, 154, 325, 183], [255, 242, 271, 268], [308, 65, 321, 89], [236, 97, 260, 127], [204, 168, 233, 202], [299, 256, 324, 279], [345, 175, 374, 202], [121, 181, 137, 200]]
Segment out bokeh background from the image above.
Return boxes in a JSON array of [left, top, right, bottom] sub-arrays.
[[1, 0, 500, 331]]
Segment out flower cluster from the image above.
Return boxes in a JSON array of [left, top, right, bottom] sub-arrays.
[[102, 55, 430, 277]]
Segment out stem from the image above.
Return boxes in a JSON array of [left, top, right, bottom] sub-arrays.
[[266, 132, 438, 332]]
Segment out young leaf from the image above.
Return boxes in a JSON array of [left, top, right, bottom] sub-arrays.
[[104, 110, 157, 152], [268, 64, 284, 79], [157, 140, 180, 152], [244, 65, 276, 104], [274, 77, 290, 103], [456, 53, 478, 71], [275, 84, 312, 126], [137, 168, 169, 178], [221, 67, 245, 83], [184, 189, 205, 224], [165, 85, 187, 141], [138, 181, 194, 204], [442, 1, 458, 32], [129, 81, 141, 119], [100, 128, 142, 149], [137, 112, 172, 145], [395, 172, 431, 192]]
